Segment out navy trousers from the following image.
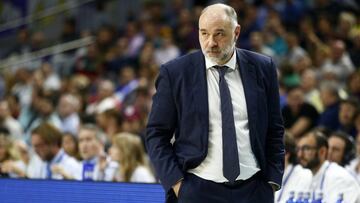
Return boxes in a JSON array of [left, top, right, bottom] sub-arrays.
[[166, 173, 274, 203]]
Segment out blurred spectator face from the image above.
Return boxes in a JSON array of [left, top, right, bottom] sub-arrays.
[[98, 80, 114, 100], [339, 102, 357, 126], [356, 133, 360, 156], [320, 88, 337, 107], [327, 136, 346, 164], [250, 32, 263, 50], [287, 88, 304, 112], [78, 129, 100, 160], [62, 134, 78, 158], [348, 73, 360, 95], [297, 134, 321, 170], [0, 101, 10, 120], [31, 134, 55, 161], [109, 144, 119, 162], [198, 6, 240, 65], [119, 67, 135, 86], [331, 40, 345, 61], [57, 95, 78, 118], [355, 114, 360, 133], [301, 70, 317, 92], [0, 136, 8, 162]]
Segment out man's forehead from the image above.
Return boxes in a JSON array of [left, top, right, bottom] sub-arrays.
[[298, 135, 316, 145]]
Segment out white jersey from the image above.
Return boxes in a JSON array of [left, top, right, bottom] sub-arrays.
[[310, 161, 360, 203], [275, 164, 313, 203]]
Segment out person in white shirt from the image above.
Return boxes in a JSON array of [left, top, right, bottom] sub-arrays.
[[78, 124, 118, 181], [26, 122, 81, 180], [275, 133, 312, 203], [297, 131, 360, 203], [346, 131, 360, 182], [110, 132, 155, 183]]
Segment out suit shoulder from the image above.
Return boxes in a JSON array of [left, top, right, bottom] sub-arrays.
[[161, 50, 202, 72], [239, 49, 273, 65]]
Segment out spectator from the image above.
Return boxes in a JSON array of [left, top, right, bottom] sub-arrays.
[[0, 100, 23, 140], [27, 122, 81, 180], [321, 40, 355, 85], [297, 131, 360, 203], [282, 86, 319, 138], [327, 131, 355, 166], [318, 81, 341, 131], [300, 69, 323, 112], [0, 132, 26, 178], [86, 79, 117, 115], [110, 133, 155, 183], [338, 98, 360, 138], [62, 133, 80, 161], [95, 109, 123, 148], [56, 93, 81, 135], [346, 131, 360, 182], [78, 124, 118, 181], [275, 133, 312, 203]]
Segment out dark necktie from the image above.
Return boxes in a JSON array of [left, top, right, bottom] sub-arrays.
[[215, 65, 240, 183]]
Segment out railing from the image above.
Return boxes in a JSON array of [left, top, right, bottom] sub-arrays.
[[0, 36, 95, 70], [0, 0, 96, 34]]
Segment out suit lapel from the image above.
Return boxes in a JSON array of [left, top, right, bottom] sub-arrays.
[[191, 51, 209, 133], [236, 49, 257, 137]]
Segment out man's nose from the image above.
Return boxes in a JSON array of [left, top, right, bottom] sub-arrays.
[[208, 36, 217, 47]]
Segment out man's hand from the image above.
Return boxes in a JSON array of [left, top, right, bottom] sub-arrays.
[[172, 180, 182, 198]]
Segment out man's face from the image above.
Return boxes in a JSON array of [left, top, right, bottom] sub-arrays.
[[78, 129, 100, 160], [31, 134, 54, 161], [297, 135, 320, 170], [339, 103, 356, 126], [198, 10, 240, 64], [327, 136, 346, 164], [356, 133, 360, 156]]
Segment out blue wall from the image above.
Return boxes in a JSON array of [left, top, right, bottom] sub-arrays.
[[0, 178, 165, 203]]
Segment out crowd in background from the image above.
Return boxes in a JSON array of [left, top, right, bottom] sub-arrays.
[[0, 0, 359, 190]]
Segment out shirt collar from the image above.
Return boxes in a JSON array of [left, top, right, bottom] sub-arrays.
[[205, 49, 237, 70]]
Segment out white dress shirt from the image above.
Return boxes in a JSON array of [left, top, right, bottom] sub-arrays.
[[26, 149, 82, 180], [189, 51, 260, 182], [346, 157, 360, 183], [310, 161, 360, 203], [275, 164, 313, 203]]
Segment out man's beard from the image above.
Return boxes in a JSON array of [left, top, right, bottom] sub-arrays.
[[304, 152, 321, 170], [205, 40, 235, 64]]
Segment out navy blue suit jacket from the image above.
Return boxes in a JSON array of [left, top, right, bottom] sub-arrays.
[[146, 48, 285, 193]]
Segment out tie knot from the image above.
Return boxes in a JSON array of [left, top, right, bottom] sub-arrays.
[[214, 65, 228, 78]]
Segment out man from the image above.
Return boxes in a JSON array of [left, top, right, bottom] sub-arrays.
[[327, 131, 355, 166], [275, 133, 312, 203], [56, 93, 80, 135], [78, 124, 118, 181], [146, 3, 284, 203], [346, 131, 360, 182], [296, 131, 360, 203], [27, 122, 81, 180], [282, 86, 319, 138]]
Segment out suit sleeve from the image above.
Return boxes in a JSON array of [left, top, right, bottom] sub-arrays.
[[265, 58, 285, 188], [145, 66, 183, 192]]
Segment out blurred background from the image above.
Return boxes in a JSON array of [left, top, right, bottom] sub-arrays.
[[0, 0, 359, 187]]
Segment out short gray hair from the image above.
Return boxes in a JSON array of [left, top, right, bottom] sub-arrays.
[[201, 3, 238, 28]]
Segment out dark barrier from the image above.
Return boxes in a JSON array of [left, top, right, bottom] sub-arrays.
[[0, 178, 165, 203]]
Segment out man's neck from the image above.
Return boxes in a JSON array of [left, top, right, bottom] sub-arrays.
[[311, 160, 325, 175]]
